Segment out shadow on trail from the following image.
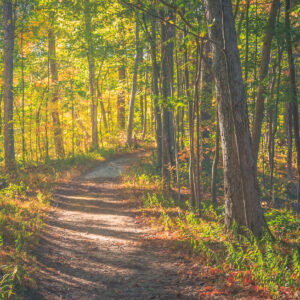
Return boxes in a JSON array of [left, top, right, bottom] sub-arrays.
[[29, 153, 198, 300]]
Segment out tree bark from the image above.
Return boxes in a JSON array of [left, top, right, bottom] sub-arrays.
[[285, 0, 300, 212], [127, 19, 142, 146], [3, 0, 15, 169], [204, 0, 269, 237], [160, 7, 175, 188], [251, 0, 280, 163], [48, 19, 65, 159], [84, 0, 98, 150], [211, 116, 220, 205], [150, 13, 162, 166], [117, 65, 126, 129]]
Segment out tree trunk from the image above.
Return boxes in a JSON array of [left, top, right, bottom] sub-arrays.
[[285, 102, 293, 178], [150, 13, 162, 166], [285, 0, 300, 212], [48, 20, 65, 159], [204, 0, 269, 238], [127, 19, 142, 146], [117, 65, 126, 129], [160, 7, 175, 188], [96, 72, 108, 130], [270, 47, 282, 205], [3, 0, 15, 169], [21, 22, 26, 163], [84, 0, 98, 150], [251, 0, 280, 163], [211, 116, 220, 205], [142, 71, 148, 140], [200, 41, 212, 171]]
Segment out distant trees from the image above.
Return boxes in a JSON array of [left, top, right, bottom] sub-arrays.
[[0, 0, 299, 235]]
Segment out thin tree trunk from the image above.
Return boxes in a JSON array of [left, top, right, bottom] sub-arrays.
[[48, 19, 65, 159], [3, 0, 15, 169], [211, 116, 220, 205], [160, 7, 175, 188], [117, 65, 126, 129], [21, 21, 26, 163], [285, 0, 300, 212], [194, 41, 203, 207], [150, 13, 162, 166], [127, 19, 142, 146], [142, 71, 148, 140], [270, 47, 282, 205], [285, 102, 293, 178], [84, 0, 98, 150], [251, 0, 280, 163], [96, 71, 107, 130]]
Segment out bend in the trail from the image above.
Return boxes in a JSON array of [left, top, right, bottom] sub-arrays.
[[31, 152, 200, 300]]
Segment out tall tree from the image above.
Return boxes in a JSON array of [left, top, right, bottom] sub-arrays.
[[84, 0, 99, 150], [160, 7, 175, 187], [204, 0, 269, 237], [2, 0, 15, 169], [117, 64, 126, 129], [285, 0, 300, 212], [48, 16, 65, 159], [251, 0, 280, 163], [127, 18, 142, 146], [149, 10, 162, 166]]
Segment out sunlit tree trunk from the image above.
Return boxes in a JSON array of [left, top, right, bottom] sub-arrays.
[[160, 7, 175, 188], [205, 0, 269, 238], [48, 20, 65, 159], [251, 0, 280, 163], [211, 115, 220, 205], [285, 0, 300, 212], [84, 0, 98, 150], [285, 102, 293, 178], [3, 0, 15, 169], [127, 19, 142, 146], [117, 65, 126, 129], [150, 13, 162, 166]]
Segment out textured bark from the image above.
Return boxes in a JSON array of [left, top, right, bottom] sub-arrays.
[[150, 14, 162, 166], [200, 41, 212, 170], [48, 22, 65, 159], [160, 8, 175, 187], [251, 0, 280, 163], [127, 20, 142, 146], [183, 27, 195, 206], [117, 66, 126, 129], [270, 48, 282, 205], [211, 117, 220, 205], [84, 0, 98, 150], [285, 102, 293, 178], [3, 0, 15, 169], [285, 0, 300, 212], [96, 72, 107, 130], [205, 0, 268, 237]]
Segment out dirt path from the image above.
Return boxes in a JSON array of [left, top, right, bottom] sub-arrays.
[[32, 153, 200, 300]]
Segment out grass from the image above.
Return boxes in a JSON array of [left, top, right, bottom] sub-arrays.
[[0, 143, 136, 299], [124, 155, 300, 299]]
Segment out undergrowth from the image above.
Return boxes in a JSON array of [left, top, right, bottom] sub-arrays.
[[124, 156, 300, 299]]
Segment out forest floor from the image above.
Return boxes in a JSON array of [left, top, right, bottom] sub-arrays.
[[29, 151, 204, 300], [25, 150, 294, 300]]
